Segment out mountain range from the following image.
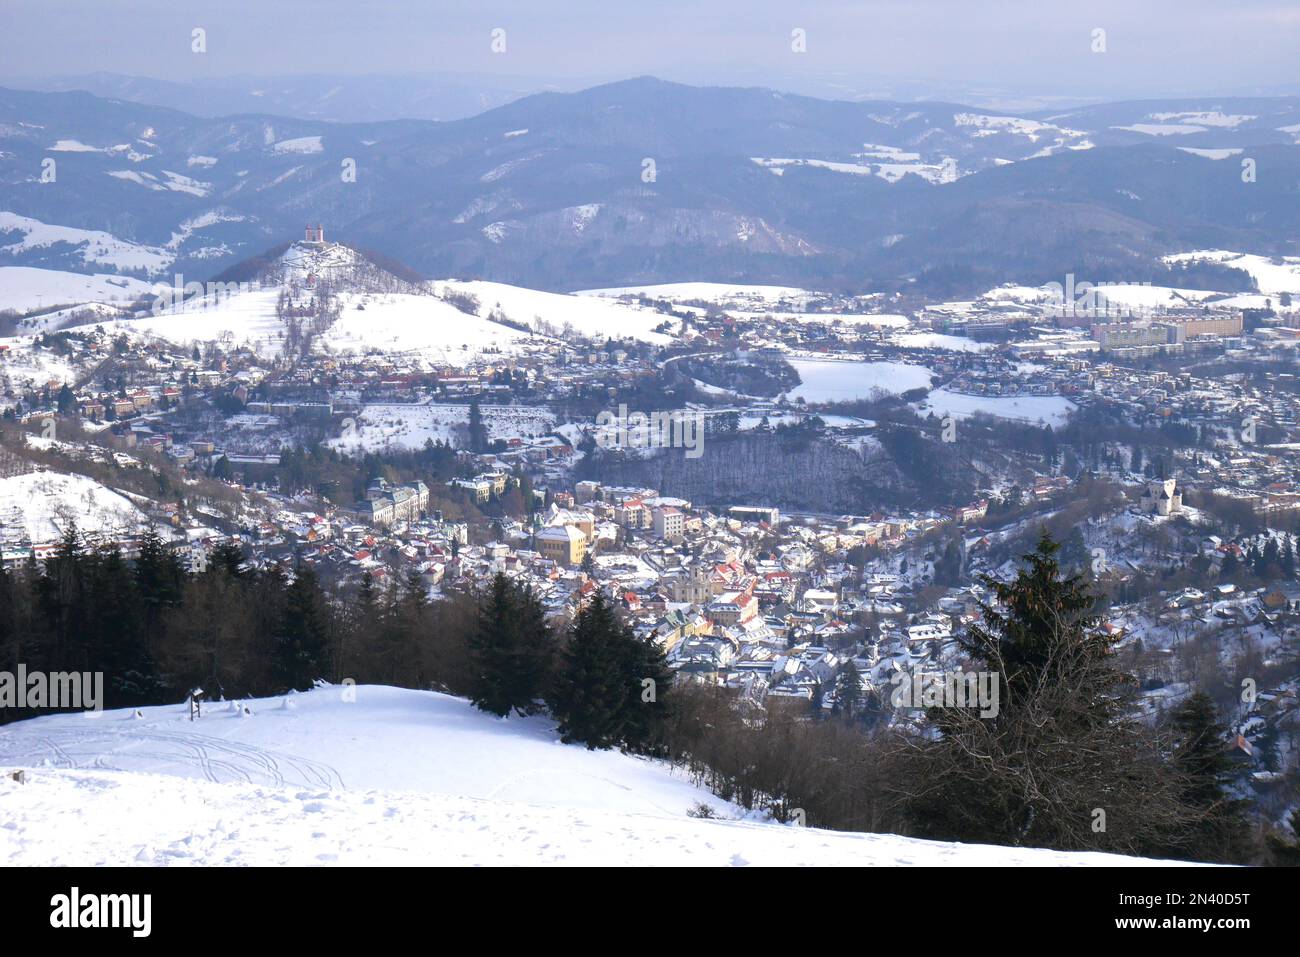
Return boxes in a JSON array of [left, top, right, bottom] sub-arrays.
[[3, 76, 1300, 295]]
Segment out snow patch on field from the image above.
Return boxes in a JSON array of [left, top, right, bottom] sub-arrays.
[[1112, 123, 1206, 136], [1177, 147, 1243, 160], [576, 281, 821, 306], [272, 135, 323, 154], [890, 332, 991, 352], [785, 358, 933, 403], [918, 388, 1076, 427]]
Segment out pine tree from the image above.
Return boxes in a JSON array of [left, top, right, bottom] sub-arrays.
[[959, 530, 1121, 728], [468, 399, 487, 453], [905, 533, 1189, 855], [272, 564, 329, 692], [1282, 536, 1297, 579], [833, 658, 863, 721], [514, 582, 556, 712], [469, 573, 554, 716], [619, 627, 673, 755], [209, 541, 246, 579], [135, 526, 184, 611], [1221, 549, 1239, 577], [550, 593, 628, 749], [87, 545, 153, 706], [1170, 692, 1250, 861], [469, 573, 525, 716]]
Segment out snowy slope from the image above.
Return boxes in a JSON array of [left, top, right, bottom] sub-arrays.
[[1163, 249, 1300, 296], [0, 686, 1196, 867], [329, 403, 556, 453], [107, 288, 533, 368], [0, 686, 725, 814], [576, 282, 819, 304], [0, 266, 153, 313], [0, 471, 152, 544], [434, 279, 673, 344], [108, 288, 288, 358], [321, 294, 533, 366], [0, 212, 173, 275]]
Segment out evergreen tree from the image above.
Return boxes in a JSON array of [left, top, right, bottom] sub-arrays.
[[56, 383, 75, 415], [1282, 536, 1297, 579], [135, 526, 184, 612], [550, 593, 628, 749], [209, 541, 246, 579], [1169, 692, 1250, 861], [469, 573, 525, 716], [1221, 549, 1239, 577], [272, 564, 329, 692], [467, 399, 487, 453], [619, 627, 673, 755], [87, 546, 153, 706], [904, 533, 1190, 856], [469, 573, 553, 716], [832, 658, 863, 722], [959, 530, 1121, 726]]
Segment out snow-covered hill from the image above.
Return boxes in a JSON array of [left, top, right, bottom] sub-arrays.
[[0, 470, 151, 545], [0, 265, 153, 314], [431, 279, 674, 344], [0, 686, 1199, 866]]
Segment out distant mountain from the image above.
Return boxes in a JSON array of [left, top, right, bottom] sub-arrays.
[[0, 71, 555, 123], [2, 78, 1300, 295]]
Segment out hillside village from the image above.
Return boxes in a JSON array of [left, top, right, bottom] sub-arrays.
[[1, 235, 1300, 831]]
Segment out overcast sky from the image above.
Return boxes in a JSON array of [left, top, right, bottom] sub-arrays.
[[5, 0, 1299, 100]]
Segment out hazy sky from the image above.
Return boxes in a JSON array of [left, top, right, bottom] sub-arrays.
[[4, 0, 1300, 99]]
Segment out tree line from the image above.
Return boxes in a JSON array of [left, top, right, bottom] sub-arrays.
[[3, 524, 1295, 864], [0, 527, 673, 754]]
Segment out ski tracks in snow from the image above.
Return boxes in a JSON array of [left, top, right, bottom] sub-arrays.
[[0, 721, 345, 790]]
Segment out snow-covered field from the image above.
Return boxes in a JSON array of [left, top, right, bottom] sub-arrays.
[[575, 282, 818, 306], [735, 310, 909, 327], [0, 334, 80, 390], [0, 471, 151, 544], [322, 294, 533, 366], [106, 288, 537, 368], [330, 403, 557, 453], [1163, 250, 1300, 296], [433, 279, 673, 344], [889, 332, 991, 352], [0, 686, 1194, 866], [785, 358, 933, 403], [107, 288, 288, 356], [918, 388, 1076, 427], [0, 266, 153, 313]]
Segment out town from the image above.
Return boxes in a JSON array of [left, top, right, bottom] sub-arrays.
[[1, 235, 1298, 833]]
